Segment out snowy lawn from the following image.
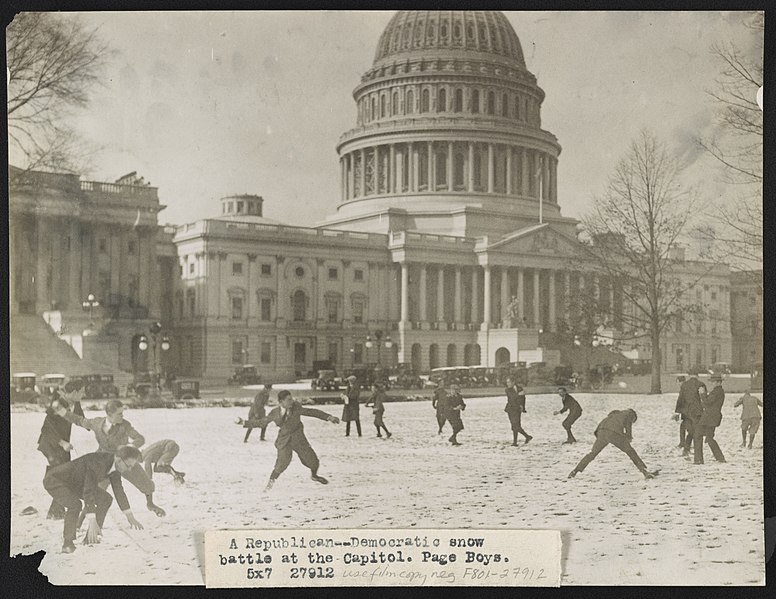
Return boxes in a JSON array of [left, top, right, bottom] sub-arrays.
[[10, 392, 763, 586]]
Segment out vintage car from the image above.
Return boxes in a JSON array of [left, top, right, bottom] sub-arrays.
[[342, 365, 391, 390], [391, 363, 423, 389], [493, 362, 528, 386], [40, 374, 67, 396], [227, 365, 262, 386], [311, 369, 341, 391], [428, 366, 473, 388], [11, 372, 39, 403], [172, 379, 200, 400], [83, 374, 120, 399]]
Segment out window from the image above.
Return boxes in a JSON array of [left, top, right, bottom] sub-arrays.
[[189, 262, 195, 275], [392, 90, 398, 116], [371, 96, 376, 120], [502, 93, 509, 117], [328, 267, 338, 281], [435, 150, 447, 186], [473, 151, 482, 189], [237, 200, 244, 213], [327, 299, 339, 323], [295, 266, 304, 277], [487, 91, 495, 115], [260, 341, 272, 364], [232, 262, 243, 275], [128, 240, 136, 255], [178, 264, 183, 277], [454, 88, 463, 112], [354, 343, 364, 364], [695, 346, 704, 367], [99, 239, 108, 253], [231, 296, 243, 320], [711, 346, 719, 364], [260, 298, 271, 321], [228, 201, 234, 213], [454, 153, 465, 188], [711, 291, 717, 301], [406, 89, 414, 114], [421, 89, 430, 112], [292, 290, 306, 321], [354, 269, 364, 281], [437, 88, 446, 112], [261, 263, 271, 276], [514, 96, 520, 120], [380, 94, 386, 117], [472, 89, 480, 113], [231, 339, 244, 364], [710, 310, 718, 336], [353, 300, 364, 324]]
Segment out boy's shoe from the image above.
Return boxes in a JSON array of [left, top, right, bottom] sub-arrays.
[[567, 470, 578, 479], [525, 435, 533, 444], [61, 542, 76, 554], [386, 432, 392, 438], [311, 474, 329, 485], [264, 478, 275, 492], [451, 441, 462, 446]]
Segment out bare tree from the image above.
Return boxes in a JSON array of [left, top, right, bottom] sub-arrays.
[[697, 12, 763, 277], [580, 130, 707, 394], [6, 12, 110, 175]]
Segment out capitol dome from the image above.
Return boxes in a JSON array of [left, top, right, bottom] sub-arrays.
[[324, 10, 574, 239], [373, 11, 526, 70]]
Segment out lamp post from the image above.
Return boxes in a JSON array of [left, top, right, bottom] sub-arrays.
[[365, 330, 393, 367], [138, 322, 170, 390], [81, 293, 100, 332]]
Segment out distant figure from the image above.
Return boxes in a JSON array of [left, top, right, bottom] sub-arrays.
[[431, 382, 448, 434], [445, 384, 466, 446], [143, 440, 185, 485], [244, 384, 272, 442], [341, 376, 362, 437], [694, 378, 726, 465], [366, 383, 392, 438], [568, 409, 659, 480], [236, 390, 340, 490], [43, 445, 145, 554], [673, 375, 693, 451], [734, 390, 763, 449], [504, 377, 532, 445], [37, 394, 85, 519], [677, 367, 704, 457], [553, 387, 582, 444]]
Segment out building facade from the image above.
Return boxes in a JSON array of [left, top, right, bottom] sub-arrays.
[[730, 270, 763, 372]]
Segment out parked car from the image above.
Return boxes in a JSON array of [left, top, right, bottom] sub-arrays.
[[493, 362, 528, 386], [342, 365, 390, 390], [709, 362, 732, 376], [227, 365, 262, 386], [11, 372, 39, 403], [392, 363, 423, 389], [172, 379, 200, 400], [81, 374, 120, 399], [40, 374, 66, 397], [311, 369, 341, 391]]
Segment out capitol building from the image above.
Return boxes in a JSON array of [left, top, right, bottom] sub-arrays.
[[10, 11, 742, 384]]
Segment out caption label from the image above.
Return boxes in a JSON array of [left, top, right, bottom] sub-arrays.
[[205, 529, 560, 587]]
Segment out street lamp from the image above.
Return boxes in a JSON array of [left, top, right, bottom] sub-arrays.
[[365, 330, 393, 367], [137, 322, 171, 389], [82, 293, 100, 331]]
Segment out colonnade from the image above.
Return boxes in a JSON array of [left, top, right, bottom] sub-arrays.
[[340, 141, 557, 203]]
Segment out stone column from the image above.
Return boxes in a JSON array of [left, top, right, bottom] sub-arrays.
[[468, 142, 475, 192], [471, 266, 479, 324], [500, 267, 509, 323], [349, 154, 355, 200], [564, 270, 571, 322], [340, 157, 345, 202], [427, 141, 433, 190], [506, 146, 512, 195], [454, 266, 462, 322], [548, 270, 556, 332], [360, 148, 366, 198], [533, 269, 541, 327], [315, 259, 325, 322], [448, 141, 454, 191], [69, 219, 81, 309], [419, 264, 427, 322], [437, 266, 445, 322], [522, 148, 529, 196], [408, 142, 415, 192], [551, 157, 558, 203], [483, 265, 492, 327], [487, 143, 494, 193], [517, 268, 525, 322], [342, 260, 351, 323], [276, 258, 286, 322], [400, 262, 409, 322], [373, 146, 379, 195], [389, 144, 396, 194]]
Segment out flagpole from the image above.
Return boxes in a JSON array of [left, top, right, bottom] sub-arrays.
[[537, 165, 543, 224]]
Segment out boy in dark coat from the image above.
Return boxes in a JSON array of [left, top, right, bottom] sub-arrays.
[[445, 384, 466, 446], [676, 369, 704, 455], [366, 383, 392, 438], [244, 384, 272, 442], [504, 377, 532, 445], [43, 445, 145, 553], [694, 378, 726, 464], [553, 387, 582, 444], [568, 409, 658, 479], [673, 375, 693, 450], [236, 390, 340, 491], [37, 393, 84, 519], [734, 390, 763, 449], [341, 376, 362, 437], [431, 383, 448, 434]]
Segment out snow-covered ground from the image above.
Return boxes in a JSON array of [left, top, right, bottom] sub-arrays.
[[10, 392, 763, 586]]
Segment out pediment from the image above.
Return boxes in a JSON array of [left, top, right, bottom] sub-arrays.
[[486, 223, 582, 256]]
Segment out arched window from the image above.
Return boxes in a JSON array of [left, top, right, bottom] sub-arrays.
[[406, 89, 414, 114], [487, 91, 495, 115], [371, 96, 377, 121], [429, 344, 439, 369], [435, 150, 447, 187], [380, 94, 386, 118], [473, 150, 482, 189], [437, 88, 446, 112], [446, 344, 457, 367], [421, 89, 430, 112], [472, 89, 480, 113], [502, 93, 509, 117], [418, 150, 429, 190], [454, 88, 463, 112], [454, 153, 465, 189], [292, 290, 306, 322], [515, 96, 521, 120], [392, 90, 399, 116]]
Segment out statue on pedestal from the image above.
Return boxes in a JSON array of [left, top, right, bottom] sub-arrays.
[[506, 295, 520, 328]]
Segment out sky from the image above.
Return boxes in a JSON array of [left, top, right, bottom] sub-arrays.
[[47, 11, 763, 228]]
